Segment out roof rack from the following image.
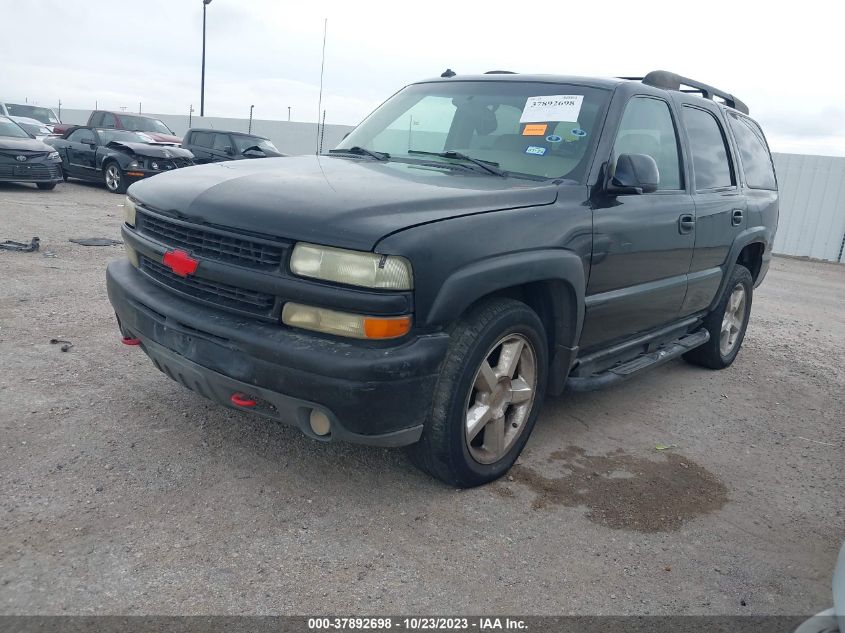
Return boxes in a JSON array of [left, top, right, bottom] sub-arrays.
[[622, 70, 749, 115], [484, 70, 517, 74]]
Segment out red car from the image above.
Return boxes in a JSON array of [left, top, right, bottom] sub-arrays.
[[53, 111, 182, 145]]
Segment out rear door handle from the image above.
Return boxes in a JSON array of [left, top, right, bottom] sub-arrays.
[[678, 213, 695, 234], [732, 209, 744, 226]]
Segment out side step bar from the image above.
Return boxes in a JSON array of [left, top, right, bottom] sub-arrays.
[[566, 328, 710, 393]]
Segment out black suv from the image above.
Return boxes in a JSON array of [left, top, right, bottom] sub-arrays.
[[182, 128, 284, 163], [107, 70, 779, 487]]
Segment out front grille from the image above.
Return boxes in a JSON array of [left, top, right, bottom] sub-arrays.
[[140, 256, 276, 317], [136, 210, 285, 271], [0, 162, 61, 181], [0, 151, 48, 163]]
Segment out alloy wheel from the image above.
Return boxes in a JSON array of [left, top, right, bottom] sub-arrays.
[[464, 333, 537, 464], [720, 283, 747, 356], [105, 165, 121, 191]]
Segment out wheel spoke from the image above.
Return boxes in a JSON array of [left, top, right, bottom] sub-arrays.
[[474, 360, 497, 394], [466, 403, 492, 441], [510, 377, 533, 404], [484, 415, 505, 457], [497, 338, 524, 378]]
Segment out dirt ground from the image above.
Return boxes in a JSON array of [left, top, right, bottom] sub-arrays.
[[1, 180, 843, 616]]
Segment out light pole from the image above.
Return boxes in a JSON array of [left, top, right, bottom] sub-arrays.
[[200, 0, 212, 117]]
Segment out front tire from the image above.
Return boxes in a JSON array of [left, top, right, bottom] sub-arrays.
[[103, 162, 127, 194], [684, 264, 753, 369], [408, 298, 548, 487]]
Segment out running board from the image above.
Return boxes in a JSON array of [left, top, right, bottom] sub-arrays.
[[565, 328, 710, 393]]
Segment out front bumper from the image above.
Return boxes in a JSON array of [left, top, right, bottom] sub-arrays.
[[106, 259, 449, 446], [0, 161, 62, 183]]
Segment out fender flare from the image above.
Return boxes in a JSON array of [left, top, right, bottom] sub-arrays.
[[710, 226, 768, 310], [425, 248, 587, 352]]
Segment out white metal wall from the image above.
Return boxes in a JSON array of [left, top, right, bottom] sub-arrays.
[[773, 153, 845, 262]]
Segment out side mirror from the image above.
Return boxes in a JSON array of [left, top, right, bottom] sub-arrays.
[[607, 153, 659, 194], [224, 146, 235, 156], [81, 138, 96, 146]]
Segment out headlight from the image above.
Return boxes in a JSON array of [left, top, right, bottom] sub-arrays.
[[290, 243, 412, 290], [282, 302, 411, 339], [47, 151, 59, 160], [123, 196, 136, 227]]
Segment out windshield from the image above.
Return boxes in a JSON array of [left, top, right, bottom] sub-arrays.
[[232, 135, 278, 154], [0, 117, 30, 138], [99, 129, 156, 144], [5, 104, 59, 124], [336, 81, 609, 180], [119, 115, 173, 135], [17, 121, 51, 136]]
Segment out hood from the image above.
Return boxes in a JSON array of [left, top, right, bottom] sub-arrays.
[[147, 132, 182, 144], [108, 141, 193, 159], [0, 136, 55, 152], [128, 155, 559, 251]]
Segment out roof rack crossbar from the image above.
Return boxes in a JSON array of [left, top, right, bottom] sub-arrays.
[[624, 70, 749, 115]]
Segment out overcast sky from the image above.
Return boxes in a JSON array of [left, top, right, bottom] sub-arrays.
[[2, 0, 844, 156]]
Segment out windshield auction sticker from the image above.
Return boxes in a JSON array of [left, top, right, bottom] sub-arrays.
[[520, 95, 583, 123]]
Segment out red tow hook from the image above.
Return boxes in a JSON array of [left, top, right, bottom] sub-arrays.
[[121, 336, 141, 346], [230, 393, 257, 408]]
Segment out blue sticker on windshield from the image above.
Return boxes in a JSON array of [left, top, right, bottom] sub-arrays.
[[571, 128, 587, 137], [545, 134, 562, 143], [525, 145, 546, 156]]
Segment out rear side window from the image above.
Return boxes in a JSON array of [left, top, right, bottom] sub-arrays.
[[728, 114, 777, 190], [682, 106, 734, 191], [90, 112, 104, 126], [613, 97, 683, 190], [101, 113, 117, 128]]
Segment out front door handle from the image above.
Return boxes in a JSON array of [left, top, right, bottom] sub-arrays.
[[732, 209, 744, 226], [678, 213, 695, 235]]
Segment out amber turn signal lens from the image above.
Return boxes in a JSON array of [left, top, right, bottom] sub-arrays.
[[363, 315, 412, 339]]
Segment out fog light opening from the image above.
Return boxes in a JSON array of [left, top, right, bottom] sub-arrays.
[[309, 409, 332, 436]]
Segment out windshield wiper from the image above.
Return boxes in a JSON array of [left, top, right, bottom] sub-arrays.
[[407, 150, 505, 176], [327, 146, 389, 161]]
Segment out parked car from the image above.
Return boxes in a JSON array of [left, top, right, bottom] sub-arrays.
[[10, 116, 54, 141], [47, 126, 194, 193], [53, 111, 182, 145], [106, 70, 778, 486], [0, 102, 61, 130], [0, 115, 62, 190], [182, 128, 285, 163]]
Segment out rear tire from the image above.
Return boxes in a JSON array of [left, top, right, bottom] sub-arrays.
[[103, 161, 127, 194], [407, 298, 548, 487], [683, 264, 753, 369], [36, 182, 56, 190]]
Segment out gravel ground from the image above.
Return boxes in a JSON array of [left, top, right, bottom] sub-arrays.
[[1, 180, 843, 616]]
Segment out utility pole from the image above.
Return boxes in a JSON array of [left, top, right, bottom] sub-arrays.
[[139, 102, 142, 114], [200, 0, 212, 116], [248, 105, 254, 134], [58, 99, 62, 120], [189, 104, 194, 128], [288, 106, 291, 122]]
